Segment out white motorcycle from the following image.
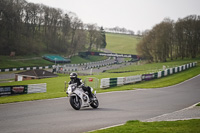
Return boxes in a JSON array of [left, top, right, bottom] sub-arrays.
[[66, 83, 99, 110]]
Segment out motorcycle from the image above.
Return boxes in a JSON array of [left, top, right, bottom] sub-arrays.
[[66, 83, 99, 110]]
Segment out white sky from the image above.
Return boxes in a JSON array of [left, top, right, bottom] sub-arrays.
[[27, 0, 200, 32]]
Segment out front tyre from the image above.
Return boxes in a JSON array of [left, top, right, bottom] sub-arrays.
[[90, 97, 99, 109], [70, 96, 81, 110]]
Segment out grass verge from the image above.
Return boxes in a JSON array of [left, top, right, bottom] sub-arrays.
[[90, 119, 200, 133]]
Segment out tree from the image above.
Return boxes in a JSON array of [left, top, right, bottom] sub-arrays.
[[137, 15, 200, 62], [100, 27, 107, 48], [87, 23, 98, 51], [70, 15, 83, 55]]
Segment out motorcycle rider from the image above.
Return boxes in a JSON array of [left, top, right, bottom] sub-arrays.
[[68, 72, 93, 99]]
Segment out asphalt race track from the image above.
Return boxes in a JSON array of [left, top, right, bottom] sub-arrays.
[[0, 75, 200, 133]]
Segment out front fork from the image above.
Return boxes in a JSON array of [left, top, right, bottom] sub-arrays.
[[75, 95, 79, 103], [70, 93, 79, 103]]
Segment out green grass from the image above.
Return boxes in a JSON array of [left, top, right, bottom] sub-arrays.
[[0, 33, 199, 104], [106, 33, 140, 54], [90, 119, 200, 133], [70, 55, 107, 64], [106, 58, 199, 75], [96, 63, 200, 93], [0, 55, 53, 69], [0, 55, 107, 69], [0, 76, 68, 104], [0, 59, 199, 104]]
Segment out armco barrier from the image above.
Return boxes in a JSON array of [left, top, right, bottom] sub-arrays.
[[100, 75, 142, 88], [124, 75, 142, 84], [100, 77, 124, 88], [100, 62, 197, 89], [142, 74, 155, 81], [0, 83, 46, 97], [0, 66, 53, 72]]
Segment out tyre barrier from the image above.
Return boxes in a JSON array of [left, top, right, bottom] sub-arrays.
[[100, 62, 197, 89], [0, 65, 53, 72]]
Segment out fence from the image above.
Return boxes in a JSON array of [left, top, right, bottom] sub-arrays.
[[84, 77, 99, 89], [100, 62, 197, 89]]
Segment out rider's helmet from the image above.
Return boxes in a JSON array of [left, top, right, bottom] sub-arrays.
[[70, 72, 77, 81]]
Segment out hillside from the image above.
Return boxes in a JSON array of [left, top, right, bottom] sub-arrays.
[[0, 33, 139, 69], [105, 33, 141, 55]]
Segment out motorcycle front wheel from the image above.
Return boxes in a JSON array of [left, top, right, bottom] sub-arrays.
[[90, 97, 99, 109], [70, 96, 81, 110]]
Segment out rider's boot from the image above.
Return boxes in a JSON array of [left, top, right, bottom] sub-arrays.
[[88, 92, 94, 101]]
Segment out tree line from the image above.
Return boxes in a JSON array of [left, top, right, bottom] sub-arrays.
[[0, 0, 107, 56], [105, 26, 135, 35], [137, 15, 200, 62]]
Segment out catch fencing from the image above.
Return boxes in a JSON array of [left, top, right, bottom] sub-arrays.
[[100, 62, 197, 88]]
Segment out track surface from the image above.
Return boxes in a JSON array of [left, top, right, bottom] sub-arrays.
[[0, 75, 200, 133]]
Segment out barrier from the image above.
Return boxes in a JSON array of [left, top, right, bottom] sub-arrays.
[[0, 57, 114, 73], [79, 51, 140, 60], [100, 62, 197, 89], [100, 75, 142, 89], [0, 85, 27, 96], [0, 66, 53, 72], [142, 74, 155, 81], [100, 77, 125, 88], [28, 83, 47, 94], [124, 75, 142, 84], [0, 83, 46, 97]]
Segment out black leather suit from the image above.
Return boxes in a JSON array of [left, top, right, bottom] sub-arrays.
[[69, 78, 92, 98]]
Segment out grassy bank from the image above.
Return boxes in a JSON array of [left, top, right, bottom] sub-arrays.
[[0, 55, 53, 69], [106, 58, 198, 75], [106, 33, 140, 54], [90, 120, 200, 133], [0, 55, 107, 69]]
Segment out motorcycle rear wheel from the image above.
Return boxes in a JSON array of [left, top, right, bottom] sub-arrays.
[[70, 96, 81, 110]]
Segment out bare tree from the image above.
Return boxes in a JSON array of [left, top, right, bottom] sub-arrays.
[[87, 23, 98, 51], [137, 15, 200, 62], [70, 15, 83, 55]]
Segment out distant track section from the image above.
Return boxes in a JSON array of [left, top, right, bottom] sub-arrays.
[[79, 52, 140, 60]]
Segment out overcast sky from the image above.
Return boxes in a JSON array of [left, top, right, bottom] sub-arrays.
[[27, 0, 200, 32]]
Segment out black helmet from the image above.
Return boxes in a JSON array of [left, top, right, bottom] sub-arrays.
[[70, 72, 77, 80]]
